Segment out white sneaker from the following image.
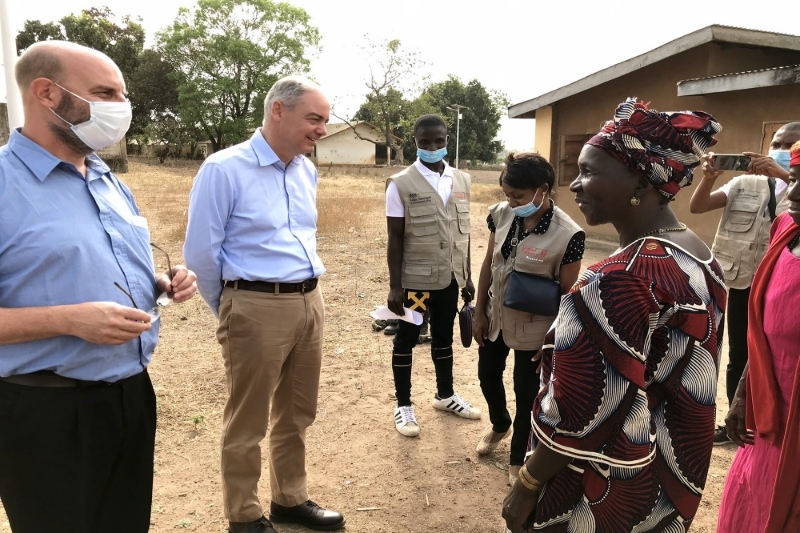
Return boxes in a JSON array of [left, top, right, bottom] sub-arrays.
[[394, 405, 420, 437], [432, 393, 482, 420]]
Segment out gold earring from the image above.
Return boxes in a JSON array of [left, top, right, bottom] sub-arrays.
[[630, 196, 641, 206]]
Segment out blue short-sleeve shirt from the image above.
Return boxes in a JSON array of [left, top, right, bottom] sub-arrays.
[[0, 129, 159, 381]]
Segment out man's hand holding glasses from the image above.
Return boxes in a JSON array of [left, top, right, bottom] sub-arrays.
[[151, 243, 198, 305]]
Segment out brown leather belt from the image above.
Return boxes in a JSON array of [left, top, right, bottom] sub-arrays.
[[224, 278, 319, 294], [0, 371, 109, 388]]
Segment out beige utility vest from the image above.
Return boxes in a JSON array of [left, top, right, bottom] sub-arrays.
[[486, 202, 583, 351], [387, 165, 471, 291], [711, 175, 789, 290]]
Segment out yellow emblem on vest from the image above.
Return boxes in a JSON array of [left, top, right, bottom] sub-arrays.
[[407, 291, 430, 311]]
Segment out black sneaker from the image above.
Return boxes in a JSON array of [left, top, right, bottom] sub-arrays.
[[384, 320, 399, 335], [714, 425, 731, 445], [418, 322, 431, 343]]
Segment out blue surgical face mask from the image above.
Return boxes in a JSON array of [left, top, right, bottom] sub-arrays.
[[417, 146, 447, 164], [512, 190, 546, 218], [769, 149, 791, 171]]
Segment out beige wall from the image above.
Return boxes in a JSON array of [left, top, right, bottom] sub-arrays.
[[541, 43, 800, 244], [534, 105, 553, 161], [96, 136, 129, 172], [316, 128, 377, 165], [706, 43, 800, 77]]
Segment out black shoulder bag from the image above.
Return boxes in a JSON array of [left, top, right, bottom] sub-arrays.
[[502, 224, 562, 317]]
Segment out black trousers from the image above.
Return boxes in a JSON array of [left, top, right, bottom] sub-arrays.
[[726, 287, 750, 406], [477, 332, 540, 465], [0, 370, 157, 533], [392, 279, 459, 406]]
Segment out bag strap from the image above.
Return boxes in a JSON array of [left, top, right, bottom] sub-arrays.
[[767, 177, 777, 222], [509, 220, 525, 267]]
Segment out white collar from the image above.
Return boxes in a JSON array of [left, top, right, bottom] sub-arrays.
[[414, 159, 453, 179]]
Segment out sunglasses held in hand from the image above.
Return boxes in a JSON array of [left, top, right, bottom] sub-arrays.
[[113, 243, 174, 323]]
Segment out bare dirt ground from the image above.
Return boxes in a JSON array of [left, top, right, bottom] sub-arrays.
[[0, 159, 735, 532]]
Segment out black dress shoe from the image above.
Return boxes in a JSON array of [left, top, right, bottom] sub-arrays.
[[228, 515, 276, 533], [269, 500, 345, 531]]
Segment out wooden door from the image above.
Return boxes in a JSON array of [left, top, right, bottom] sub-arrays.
[[558, 134, 593, 186]]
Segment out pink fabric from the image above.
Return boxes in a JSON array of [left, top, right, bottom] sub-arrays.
[[718, 217, 800, 533]]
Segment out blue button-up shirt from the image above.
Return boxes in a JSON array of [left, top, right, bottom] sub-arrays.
[[0, 130, 159, 381], [184, 129, 325, 317]]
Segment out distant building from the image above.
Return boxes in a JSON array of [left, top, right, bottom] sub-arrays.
[[309, 121, 400, 166], [509, 25, 800, 243]]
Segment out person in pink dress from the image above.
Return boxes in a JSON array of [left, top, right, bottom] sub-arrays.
[[717, 141, 800, 533]]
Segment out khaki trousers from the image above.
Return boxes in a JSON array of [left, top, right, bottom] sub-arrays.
[[216, 285, 324, 522]]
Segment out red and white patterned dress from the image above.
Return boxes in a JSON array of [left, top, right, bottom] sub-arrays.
[[529, 238, 727, 532]]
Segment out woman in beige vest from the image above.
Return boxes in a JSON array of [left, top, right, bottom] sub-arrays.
[[473, 152, 585, 484]]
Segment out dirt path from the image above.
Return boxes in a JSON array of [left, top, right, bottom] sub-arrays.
[[0, 164, 736, 533]]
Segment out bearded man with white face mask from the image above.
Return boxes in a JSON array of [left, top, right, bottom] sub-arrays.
[[690, 122, 800, 446], [385, 114, 480, 438], [0, 41, 197, 533]]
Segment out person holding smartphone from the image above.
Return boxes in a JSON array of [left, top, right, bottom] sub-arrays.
[[689, 122, 800, 445]]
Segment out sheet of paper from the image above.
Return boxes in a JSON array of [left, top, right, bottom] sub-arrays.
[[370, 306, 423, 325]]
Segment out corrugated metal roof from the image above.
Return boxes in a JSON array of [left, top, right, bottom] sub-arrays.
[[680, 63, 800, 83], [508, 25, 800, 118]]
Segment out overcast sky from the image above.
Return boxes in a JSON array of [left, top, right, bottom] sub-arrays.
[[2, 0, 799, 150]]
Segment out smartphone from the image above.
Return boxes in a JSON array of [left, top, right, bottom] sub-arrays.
[[712, 154, 751, 172]]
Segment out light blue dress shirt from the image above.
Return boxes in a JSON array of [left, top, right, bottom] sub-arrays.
[[0, 130, 159, 381], [184, 129, 325, 317]]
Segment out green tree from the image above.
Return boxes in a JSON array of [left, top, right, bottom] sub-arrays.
[[417, 76, 509, 165], [16, 8, 145, 82], [16, 21, 65, 51], [127, 49, 181, 139], [333, 38, 428, 166], [157, 0, 320, 152]]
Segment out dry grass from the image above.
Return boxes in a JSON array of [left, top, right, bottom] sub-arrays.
[[125, 160, 195, 243]]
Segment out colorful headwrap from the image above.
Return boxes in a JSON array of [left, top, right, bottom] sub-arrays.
[[791, 140, 800, 168], [586, 98, 722, 200]]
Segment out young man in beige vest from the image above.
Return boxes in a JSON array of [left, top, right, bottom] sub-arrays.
[[385, 114, 481, 437], [690, 122, 800, 444]]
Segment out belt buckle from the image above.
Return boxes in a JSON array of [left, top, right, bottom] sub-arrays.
[[301, 279, 315, 294]]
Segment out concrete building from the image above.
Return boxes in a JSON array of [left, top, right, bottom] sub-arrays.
[[509, 25, 800, 243], [310, 121, 399, 166]]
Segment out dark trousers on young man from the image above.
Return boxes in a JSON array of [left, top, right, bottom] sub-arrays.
[[726, 287, 750, 405], [477, 332, 540, 466], [392, 279, 459, 406], [0, 370, 157, 533]]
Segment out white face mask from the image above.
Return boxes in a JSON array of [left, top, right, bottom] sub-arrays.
[[51, 83, 132, 150]]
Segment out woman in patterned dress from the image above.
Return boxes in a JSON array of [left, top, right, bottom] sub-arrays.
[[502, 99, 726, 533], [716, 141, 800, 533]]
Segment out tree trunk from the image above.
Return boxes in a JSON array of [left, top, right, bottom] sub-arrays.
[[384, 120, 393, 166], [392, 142, 404, 166]]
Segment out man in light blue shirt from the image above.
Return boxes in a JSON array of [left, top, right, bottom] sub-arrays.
[[184, 76, 344, 533], [0, 41, 197, 533], [184, 125, 325, 317]]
